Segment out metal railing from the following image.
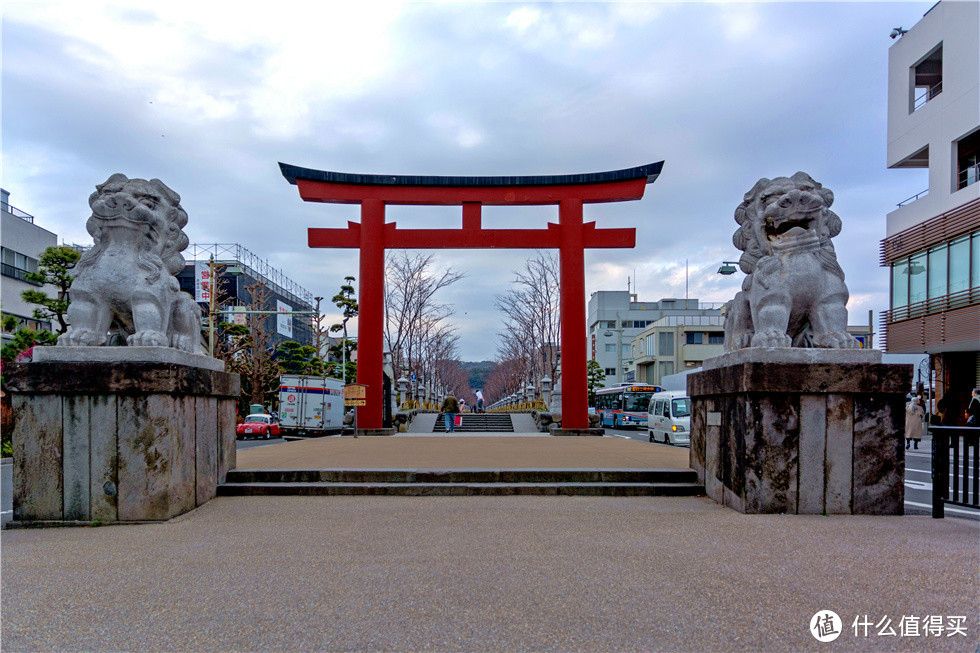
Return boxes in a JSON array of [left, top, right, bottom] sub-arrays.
[[0, 263, 41, 285], [186, 243, 315, 307], [913, 81, 942, 111], [897, 188, 929, 207], [957, 163, 979, 190], [885, 286, 980, 323], [931, 426, 979, 518], [0, 202, 36, 223]]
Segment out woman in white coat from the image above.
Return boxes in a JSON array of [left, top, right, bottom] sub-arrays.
[[905, 397, 925, 450]]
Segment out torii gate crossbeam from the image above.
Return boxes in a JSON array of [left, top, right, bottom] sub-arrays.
[[280, 161, 663, 431]]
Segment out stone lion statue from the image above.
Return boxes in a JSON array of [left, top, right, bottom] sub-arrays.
[[60, 173, 204, 353], [724, 171, 860, 350]]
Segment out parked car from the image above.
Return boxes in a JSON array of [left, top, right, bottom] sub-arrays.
[[236, 414, 280, 440], [647, 391, 691, 446]]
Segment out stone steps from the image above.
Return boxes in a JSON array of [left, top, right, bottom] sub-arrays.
[[433, 413, 514, 432], [217, 468, 704, 497]]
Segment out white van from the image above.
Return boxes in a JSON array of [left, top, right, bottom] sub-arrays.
[[647, 391, 691, 446]]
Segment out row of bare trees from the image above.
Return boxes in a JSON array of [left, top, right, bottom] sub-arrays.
[[384, 252, 468, 398], [487, 252, 561, 403]]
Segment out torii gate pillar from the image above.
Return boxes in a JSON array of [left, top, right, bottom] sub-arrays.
[[280, 161, 664, 432]]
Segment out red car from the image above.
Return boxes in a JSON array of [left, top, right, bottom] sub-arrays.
[[236, 414, 280, 440]]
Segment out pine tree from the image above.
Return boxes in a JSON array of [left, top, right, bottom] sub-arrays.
[[20, 245, 80, 335]]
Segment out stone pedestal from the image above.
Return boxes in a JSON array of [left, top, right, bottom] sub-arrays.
[[687, 349, 911, 515], [5, 349, 240, 525]]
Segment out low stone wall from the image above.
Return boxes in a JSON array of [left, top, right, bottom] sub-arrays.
[[5, 359, 239, 525], [688, 351, 911, 515]]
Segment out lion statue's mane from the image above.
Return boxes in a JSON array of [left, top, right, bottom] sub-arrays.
[[60, 173, 204, 353], [724, 171, 860, 350]]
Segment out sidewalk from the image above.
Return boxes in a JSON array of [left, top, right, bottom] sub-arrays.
[[3, 436, 977, 651], [2, 493, 976, 652]]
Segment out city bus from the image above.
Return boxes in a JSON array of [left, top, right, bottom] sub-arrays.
[[594, 384, 663, 429]]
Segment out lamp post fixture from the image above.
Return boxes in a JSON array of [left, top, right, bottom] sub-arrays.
[[717, 261, 740, 275], [540, 375, 552, 410], [396, 376, 409, 409]]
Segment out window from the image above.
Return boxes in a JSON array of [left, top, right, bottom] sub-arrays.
[[621, 320, 633, 328], [0, 247, 40, 284], [949, 236, 970, 294], [604, 368, 616, 376], [708, 332, 725, 345], [927, 244, 947, 299], [955, 129, 979, 190], [686, 332, 704, 345], [658, 361, 674, 378], [601, 320, 616, 329], [892, 258, 909, 308], [604, 343, 616, 353], [621, 344, 631, 355], [911, 44, 942, 112], [908, 252, 927, 304], [973, 232, 980, 290], [671, 398, 691, 418], [659, 400, 669, 417], [658, 332, 673, 356]]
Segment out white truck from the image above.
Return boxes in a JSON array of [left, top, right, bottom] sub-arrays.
[[278, 375, 346, 438]]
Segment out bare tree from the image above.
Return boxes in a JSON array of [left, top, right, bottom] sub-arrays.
[[224, 280, 281, 413], [494, 252, 561, 391], [384, 252, 465, 387]]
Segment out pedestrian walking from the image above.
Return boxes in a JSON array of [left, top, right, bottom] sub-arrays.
[[905, 396, 925, 449], [967, 387, 980, 426], [440, 392, 460, 433]]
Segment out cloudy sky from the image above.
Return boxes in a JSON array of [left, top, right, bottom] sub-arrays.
[[3, 1, 934, 361]]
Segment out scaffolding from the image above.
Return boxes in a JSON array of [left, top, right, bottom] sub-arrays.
[[186, 243, 315, 308]]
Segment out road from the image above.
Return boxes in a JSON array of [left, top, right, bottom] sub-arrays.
[[2, 432, 975, 523]]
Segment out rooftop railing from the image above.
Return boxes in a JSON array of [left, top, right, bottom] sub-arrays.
[[1, 202, 35, 223]]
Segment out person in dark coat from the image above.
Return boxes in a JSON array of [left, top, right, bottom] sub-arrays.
[[967, 388, 980, 426], [440, 392, 460, 432]]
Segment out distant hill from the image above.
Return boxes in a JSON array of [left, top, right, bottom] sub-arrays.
[[462, 360, 495, 391]]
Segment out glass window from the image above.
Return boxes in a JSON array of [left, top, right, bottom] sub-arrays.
[[973, 231, 980, 289], [686, 332, 704, 345], [658, 332, 673, 356], [949, 236, 970, 294], [671, 398, 691, 418], [621, 344, 631, 354], [604, 368, 616, 376], [624, 393, 652, 412], [659, 361, 674, 378], [708, 333, 725, 345], [928, 244, 947, 299], [908, 252, 927, 304], [646, 337, 655, 356], [892, 258, 910, 308], [604, 343, 615, 352]]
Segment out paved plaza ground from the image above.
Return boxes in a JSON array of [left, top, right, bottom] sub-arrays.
[[2, 437, 977, 652]]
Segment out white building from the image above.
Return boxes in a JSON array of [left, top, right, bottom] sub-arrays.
[[1, 189, 60, 339], [880, 0, 979, 419], [587, 291, 723, 386], [629, 315, 726, 386]]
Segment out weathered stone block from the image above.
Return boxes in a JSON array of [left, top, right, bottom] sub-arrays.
[[5, 360, 239, 526], [63, 396, 92, 520], [12, 395, 63, 521], [689, 359, 909, 515]]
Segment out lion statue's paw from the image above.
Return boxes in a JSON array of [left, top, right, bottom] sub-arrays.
[[750, 330, 792, 348], [127, 330, 169, 348], [61, 328, 106, 347], [170, 333, 199, 353], [813, 332, 861, 349]]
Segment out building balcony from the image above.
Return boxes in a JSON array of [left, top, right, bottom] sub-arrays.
[[0, 201, 35, 224]]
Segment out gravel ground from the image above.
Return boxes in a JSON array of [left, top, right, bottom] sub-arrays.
[[2, 495, 977, 652]]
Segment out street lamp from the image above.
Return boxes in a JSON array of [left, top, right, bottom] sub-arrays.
[[717, 261, 740, 275]]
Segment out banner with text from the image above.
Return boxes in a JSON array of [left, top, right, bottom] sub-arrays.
[[277, 300, 293, 337]]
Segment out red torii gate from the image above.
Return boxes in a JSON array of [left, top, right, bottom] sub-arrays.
[[280, 161, 663, 431]]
